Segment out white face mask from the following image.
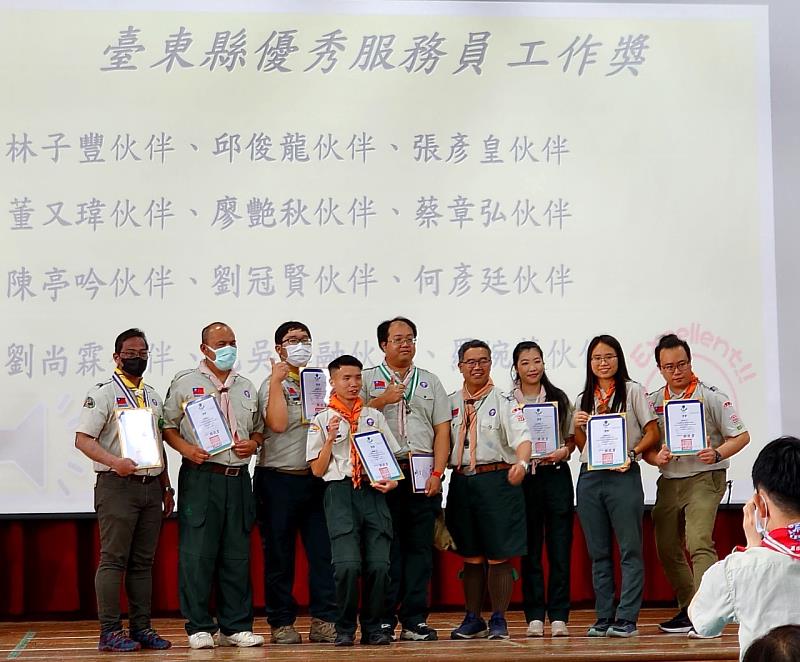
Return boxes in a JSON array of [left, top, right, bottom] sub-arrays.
[[285, 343, 312, 368]]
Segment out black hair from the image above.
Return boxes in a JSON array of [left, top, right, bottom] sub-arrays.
[[457, 339, 491, 363], [377, 317, 418, 346], [274, 321, 312, 345], [114, 328, 148, 354], [511, 341, 571, 437], [743, 625, 800, 662], [752, 436, 800, 516], [328, 354, 363, 374], [201, 322, 230, 345], [579, 334, 631, 414], [654, 333, 692, 367]]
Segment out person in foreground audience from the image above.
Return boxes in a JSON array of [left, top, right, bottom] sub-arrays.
[[689, 436, 800, 660], [742, 625, 800, 662]]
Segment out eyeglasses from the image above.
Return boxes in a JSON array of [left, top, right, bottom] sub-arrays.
[[387, 337, 416, 346], [590, 354, 617, 364], [460, 358, 491, 368], [281, 338, 311, 347], [119, 351, 149, 359], [661, 360, 690, 373]]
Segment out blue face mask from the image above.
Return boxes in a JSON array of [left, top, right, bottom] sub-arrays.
[[208, 345, 237, 371]]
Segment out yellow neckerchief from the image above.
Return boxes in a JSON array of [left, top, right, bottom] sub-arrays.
[[115, 368, 146, 407]]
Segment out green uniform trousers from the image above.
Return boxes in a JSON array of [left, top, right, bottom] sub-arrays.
[[323, 479, 393, 637], [177, 462, 256, 636]]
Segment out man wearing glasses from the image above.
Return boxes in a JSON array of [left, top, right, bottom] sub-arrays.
[[255, 322, 337, 645], [643, 334, 750, 636], [75, 328, 173, 652], [361, 317, 451, 641], [446, 339, 532, 641]]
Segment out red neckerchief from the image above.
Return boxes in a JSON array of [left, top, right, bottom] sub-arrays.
[[761, 524, 800, 560]]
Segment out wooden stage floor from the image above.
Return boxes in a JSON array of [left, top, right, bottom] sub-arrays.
[[0, 610, 739, 661]]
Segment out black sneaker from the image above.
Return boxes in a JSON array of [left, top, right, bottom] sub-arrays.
[[380, 623, 396, 641], [361, 631, 392, 645], [400, 623, 438, 641], [487, 612, 510, 640], [607, 619, 639, 638], [587, 618, 614, 637], [450, 612, 489, 640], [334, 632, 354, 647], [659, 608, 692, 634]]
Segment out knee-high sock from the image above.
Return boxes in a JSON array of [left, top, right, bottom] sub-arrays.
[[487, 562, 514, 615], [462, 562, 486, 615]]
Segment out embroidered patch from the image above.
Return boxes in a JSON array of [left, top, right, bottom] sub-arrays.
[[655, 405, 664, 415], [488, 408, 496, 416], [723, 401, 733, 408], [420, 381, 428, 388], [83, 396, 95, 408], [193, 387, 205, 395], [451, 408, 459, 417], [116, 397, 128, 406], [244, 390, 251, 398], [373, 380, 386, 389], [366, 417, 375, 426], [309, 424, 321, 433]]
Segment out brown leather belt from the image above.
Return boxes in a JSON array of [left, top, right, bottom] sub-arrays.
[[182, 458, 247, 477], [98, 472, 159, 484], [452, 461, 512, 476], [273, 467, 311, 476]]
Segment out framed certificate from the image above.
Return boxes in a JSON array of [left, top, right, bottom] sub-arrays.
[[522, 402, 560, 458], [664, 399, 707, 456], [299, 367, 330, 424], [352, 430, 405, 484], [184, 395, 234, 456], [409, 453, 434, 494], [587, 413, 627, 471], [115, 407, 163, 469]]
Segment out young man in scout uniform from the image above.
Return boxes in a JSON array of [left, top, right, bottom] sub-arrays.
[[644, 333, 750, 636], [162, 322, 264, 650], [446, 339, 532, 641], [255, 321, 337, 644], [361, 316, 450, 641], [75, 328, 173, 652], [306, 354, 400, 647]]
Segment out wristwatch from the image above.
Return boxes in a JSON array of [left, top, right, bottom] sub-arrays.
[[164, 486, 175, 496], [518, 460, 530, 472], [713, 450, 723, 463], [627, 450, 637, 463]]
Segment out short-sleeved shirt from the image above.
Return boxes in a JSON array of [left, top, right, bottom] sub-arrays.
[[163, 367, 263, 467], [515, 389, 575, 447], [76, 375, 165, 477], [256, 367, 308, 471], [306, 406, 400, 482], [448, 386, 531, 467], [571, 381, 658, 464], [361, 364, 451, 457], [649, 381, 747, 479]]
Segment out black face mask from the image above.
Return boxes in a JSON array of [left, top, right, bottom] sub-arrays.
[[120, 357, 147, 377]]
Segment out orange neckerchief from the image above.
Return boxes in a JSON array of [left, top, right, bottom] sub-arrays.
[[455, 379, 495, 471], [594, 382, 616, 414], [328, 393, 364, 488], [665, 374, 699, 402]]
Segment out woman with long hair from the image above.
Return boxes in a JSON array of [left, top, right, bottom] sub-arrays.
[[572, 334, 659, 639], [511, 341, 575, 638]]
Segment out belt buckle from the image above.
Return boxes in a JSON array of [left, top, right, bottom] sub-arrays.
[[225, 466, 240, 477]]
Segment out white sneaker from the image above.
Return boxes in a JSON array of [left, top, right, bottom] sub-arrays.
[[526, 620, 544, 637], [188, 632, 215, 649], [551, 621, 569, 637], [688, 628, 721, 639], [217, 631, 265, 647]]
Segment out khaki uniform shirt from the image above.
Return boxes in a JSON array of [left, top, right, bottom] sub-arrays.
[[649, 381, 746, 479], [256, 368, 309, 470], [76, 374, 165, 477], [163, 367, 263, 467], [448, 386, 531, 467], [306, 406, 400, 482], [361, 364, 451, 457]]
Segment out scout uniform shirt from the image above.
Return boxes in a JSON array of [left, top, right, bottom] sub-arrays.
[[306, 406, 401, 482], [572, 381, 658, 464], [256, 366, 308, 471], [163, 365, 263, 466], [76, 369, 165, 477], [361, 364, 451, 457], [649, 381, 746, 479], [448, 387, 530, 467]]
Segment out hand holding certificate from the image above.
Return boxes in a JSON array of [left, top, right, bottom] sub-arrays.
[[115, 407, 162, 469], [409, 453, 434, 493], [522, 403, 560, 458], [587, 413, 627, 470], [185, 395, 234, 456], [664, 399, 707, 456], [300, 368, 330, 424], [352, 430, 404, 484]]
